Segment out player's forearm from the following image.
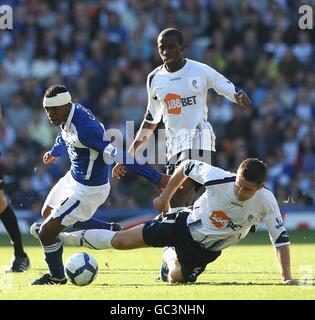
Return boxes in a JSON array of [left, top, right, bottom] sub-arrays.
[[159, 164, 187, 203], [213, 72, 237, 103], [123, 156, 161, 184], [128, 121, 157, 154], [276, 245, 292, 281], [50, 142, 67, 157], [50, 132, 67, 157]]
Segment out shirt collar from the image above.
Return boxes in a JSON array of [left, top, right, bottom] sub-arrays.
[[63, 103, 75, 131]]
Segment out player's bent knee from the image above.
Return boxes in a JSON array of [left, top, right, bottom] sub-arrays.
[[111, 232, 126, 249], [41, 206, 52, 218], [38, 224, 58, 243], [38, 225, 49, 242]]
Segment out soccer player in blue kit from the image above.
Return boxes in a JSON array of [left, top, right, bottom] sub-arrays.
[[31, 84, 168, 285]]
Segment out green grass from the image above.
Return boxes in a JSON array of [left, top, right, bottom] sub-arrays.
[[0, 231, 314, 300]]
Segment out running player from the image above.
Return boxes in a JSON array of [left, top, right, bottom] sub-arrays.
[[31, 84, 167, 285], [113, 28, 251, 211]]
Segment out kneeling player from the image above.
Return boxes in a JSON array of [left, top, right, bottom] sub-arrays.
[[59, 158, 297, 284]]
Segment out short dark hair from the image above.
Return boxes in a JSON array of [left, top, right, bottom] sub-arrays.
[[45, 84, 68, 98], [238, 158, 267, 184], [158, 28, 184, 45]]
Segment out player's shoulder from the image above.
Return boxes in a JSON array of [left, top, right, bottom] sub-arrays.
[[187, 58, 213, 72], [257, 186, 277, 205], [184, 160, 236, 184], [147, 65, 164, 87], [72, 104, 100, 129]]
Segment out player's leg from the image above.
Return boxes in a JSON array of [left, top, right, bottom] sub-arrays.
[[32, 180, 111, 285], [159, 246, 185, 283], [72, 217, 121, 232], [0, 185, 30, 273], [166, 149, 211, 209], [60, 213, 176, 251], [160, 246, 208, 284], [169, 178, 198, 208], [58, 224, 146, 250], [30, 175, 71, 242], [60, 223, 147, 249], [31, 174, 119, 239], [31, 216, 68, 285], [161, 211, 221, 284]]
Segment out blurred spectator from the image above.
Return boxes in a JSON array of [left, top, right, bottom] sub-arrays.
[[31, 49, 58, 80], [5, 95, 31, 136], [27, 111, 54, 148], [0, 0, 314, 210], [2, 47, 29, 79]]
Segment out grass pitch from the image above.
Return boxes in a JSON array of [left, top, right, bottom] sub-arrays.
[[0, 231, 314, 300]]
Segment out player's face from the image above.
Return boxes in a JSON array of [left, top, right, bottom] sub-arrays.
[[44, 105, 70, 126], [234, 175, 262, 201], [157, 34, 184, 71]]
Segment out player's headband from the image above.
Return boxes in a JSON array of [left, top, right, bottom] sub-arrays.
[[43, 92, 72, 108]]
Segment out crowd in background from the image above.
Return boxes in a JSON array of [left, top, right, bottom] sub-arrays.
[[0, 0, 314, 214]]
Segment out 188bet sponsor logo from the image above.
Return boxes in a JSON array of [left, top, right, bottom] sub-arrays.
[[164, 93, 197, 115]]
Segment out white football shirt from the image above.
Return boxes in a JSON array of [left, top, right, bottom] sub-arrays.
[[145, 59, 237, 159], [182, 160, 289, 251]]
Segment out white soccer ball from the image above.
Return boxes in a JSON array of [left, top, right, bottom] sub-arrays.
[[64, 252, 98, 286]]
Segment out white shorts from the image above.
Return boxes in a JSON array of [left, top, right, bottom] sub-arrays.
[[44, 171, 110, 227], [165, 120, 216, 160]]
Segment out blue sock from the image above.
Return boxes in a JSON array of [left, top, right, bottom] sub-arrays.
[[73, 217, 113, 230], [43, 241, 65, 279]]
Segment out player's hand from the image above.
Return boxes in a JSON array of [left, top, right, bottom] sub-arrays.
[[153, 196, 170, 216], [157, 173, 171, 191], [282, 279, 299, 285], [234, 90, 251, 108], [112, 163, 127, 179], [43, 152, 58, 164]]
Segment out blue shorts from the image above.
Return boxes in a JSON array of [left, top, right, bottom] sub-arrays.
[[143, 211, 221, 282]]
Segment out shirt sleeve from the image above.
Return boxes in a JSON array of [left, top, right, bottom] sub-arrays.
[[77, 123, 110, 154], [183, 160, 235, 185], [144, 74, 162, 124], [263, 191, 290, 248], [50, 131, 68, 157], [205, 64, 237, 103], [78, 124, 161, 184]]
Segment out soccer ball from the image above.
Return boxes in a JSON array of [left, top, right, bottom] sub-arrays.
[[64, 252, 98, 286]]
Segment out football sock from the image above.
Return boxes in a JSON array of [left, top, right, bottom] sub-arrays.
[[0, 205, 26, 258], [42, 241, 65, 279], [162, 246, 177, 265], [72, 217, 114, 230], [59, 229, 117, 249], [162, 247, 178, 281]]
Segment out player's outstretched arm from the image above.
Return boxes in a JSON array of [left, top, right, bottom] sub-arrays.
[[153, 162, 188, 215], [112, 121, 158, 179], [128, 120, 158, 155], [275, 245, 298, 285]]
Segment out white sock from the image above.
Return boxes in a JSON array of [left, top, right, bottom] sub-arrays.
[[59, 229, 117, 249], [162, 246, 177, 264]]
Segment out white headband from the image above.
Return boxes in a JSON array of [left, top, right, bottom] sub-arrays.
[[43, 92, 72, 107]]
